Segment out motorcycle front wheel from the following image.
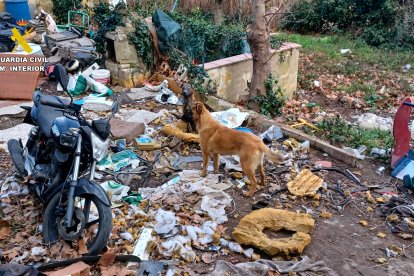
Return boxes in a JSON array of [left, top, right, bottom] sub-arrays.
[[42, 193, 112, 255]]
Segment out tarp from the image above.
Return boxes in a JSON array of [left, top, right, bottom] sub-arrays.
[[152, 9, 181, 54]]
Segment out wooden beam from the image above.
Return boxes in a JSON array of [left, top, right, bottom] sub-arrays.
[[247, 112, 358, 167]]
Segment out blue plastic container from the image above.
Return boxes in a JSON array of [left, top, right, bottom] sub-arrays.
[[5, 0, 31, 25], [235, 127, 254, 134]]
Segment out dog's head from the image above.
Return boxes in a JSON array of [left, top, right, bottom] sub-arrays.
[[191, 101, 205, 122]]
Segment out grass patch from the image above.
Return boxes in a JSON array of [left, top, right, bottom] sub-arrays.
[[335, 82, 376, 95], [316, 116, 393, 150], [284, 33, 414, 71]]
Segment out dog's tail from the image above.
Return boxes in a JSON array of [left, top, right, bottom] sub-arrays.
[[260, 143, 286, 164]]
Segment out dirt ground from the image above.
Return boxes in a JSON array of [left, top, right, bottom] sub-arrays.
[[1, 77, 414, 275]]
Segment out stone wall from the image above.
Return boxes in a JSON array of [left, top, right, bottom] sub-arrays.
[[204, 42, 301, 103], [105, 22, 148, 88]]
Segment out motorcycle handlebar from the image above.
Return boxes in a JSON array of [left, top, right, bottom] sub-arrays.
[[40, 99, 69, 110]]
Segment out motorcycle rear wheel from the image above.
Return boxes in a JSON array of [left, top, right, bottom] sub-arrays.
[[42, 193, 112, 255]]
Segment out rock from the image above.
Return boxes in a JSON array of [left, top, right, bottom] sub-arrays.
[[47, 261, 90, 276], [232, 208, 314, 256], [105, 60, 120, 84], [114, 39, 140, 65], [359, 220, 368, 227], [287, 169, 324, 197]]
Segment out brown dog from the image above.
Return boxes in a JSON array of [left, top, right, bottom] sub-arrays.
[[192, 102, 285, 196]]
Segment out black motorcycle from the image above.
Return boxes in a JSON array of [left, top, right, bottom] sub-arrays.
[[7, 64, 115, 255]]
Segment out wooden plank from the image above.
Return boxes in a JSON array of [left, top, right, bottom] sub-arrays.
[[247, 112, 358, 167]]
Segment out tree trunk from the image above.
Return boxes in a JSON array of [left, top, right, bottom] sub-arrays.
[[214, 0, 224, 24], [248, 0, 271, 97]]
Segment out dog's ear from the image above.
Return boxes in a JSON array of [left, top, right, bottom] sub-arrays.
[[195, 102, 204, 114]]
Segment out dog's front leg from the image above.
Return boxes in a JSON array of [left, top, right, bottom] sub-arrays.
[[213, 153, 219, 174], [201, 149, 210, 177]]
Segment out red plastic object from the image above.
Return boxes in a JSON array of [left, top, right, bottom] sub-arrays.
[[391, 97, 412, 168]]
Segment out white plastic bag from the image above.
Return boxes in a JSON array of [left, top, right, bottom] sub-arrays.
[[154, 209, 176, 234], [155, 87, 182, 105], [201, 191, 232, 224]]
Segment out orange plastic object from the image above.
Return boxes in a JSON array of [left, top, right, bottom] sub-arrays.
[[0, 54, 42, 100]]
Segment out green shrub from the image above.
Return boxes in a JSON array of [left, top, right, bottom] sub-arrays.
[[168, 8, 247, 63], [130, 20, 153, 68], [283, 0, 413, 49], [91, 2, 125, 56], [316, 115, 393, 150], [249, 75, 286, 117], [52, 0, 82, 24]]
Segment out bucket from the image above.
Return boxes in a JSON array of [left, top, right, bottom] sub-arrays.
[[5, 0, 31, 25], [14, 43, 43, 55], [92, 69, 110, 85]]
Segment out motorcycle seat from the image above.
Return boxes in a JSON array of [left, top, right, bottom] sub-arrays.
[[32, 92, 69, 137]]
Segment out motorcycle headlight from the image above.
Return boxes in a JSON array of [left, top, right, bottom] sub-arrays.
[[91, 131, 109, 161]]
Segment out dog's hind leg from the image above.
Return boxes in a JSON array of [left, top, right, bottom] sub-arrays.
[[241, 153, 259, 197], [258, 154, 265, 186], [213, 153, 220, 174]]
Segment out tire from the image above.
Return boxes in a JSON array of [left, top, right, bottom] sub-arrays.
[[43, 192, 112, 255]]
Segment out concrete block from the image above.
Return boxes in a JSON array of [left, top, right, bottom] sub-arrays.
[[105, 60, 119, 84], [205, 96, 236, 111], [119, 68, 134, 88], [114, 40, 140, 64]]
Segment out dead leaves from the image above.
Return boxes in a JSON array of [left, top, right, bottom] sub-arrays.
[[0, 219, 11, 240], [201, 253, 216, 264], [50, 241, 78, 260], [100, 263, 130, 276], [77, 239, 89, 255], [98, 248, 116, 267], [98, 248, 131, 276]]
